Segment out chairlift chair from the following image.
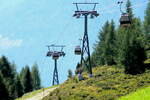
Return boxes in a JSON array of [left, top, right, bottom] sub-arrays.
[[46, 51, 53, 56], [75, 46, 82, 55], [59, 51, 66, 57], [118, 1, 131, 27], [52, 52, 60, 60], [120, 13, 131, 27]]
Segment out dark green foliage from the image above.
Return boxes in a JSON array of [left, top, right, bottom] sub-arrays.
[[31, 63, 41, 90], [123, 40, 146, 74], [91, 0, 148, 75], [126, 0, 134, 19], [21, 65, 33, 93], [14, 75, 24, 98], [0, 56, 14, 78], [0, 56, 26, 99], [119, 4, 146, 73], [75, 63, 83, 74], [91, 20, 116, 66], [0, 73, 9, 100], [144, 0, 150, 35], [116, 17, 146, 74], [68, 69, 73, 79], [0, 57, 41, 99], [91, 21, 109, 66], [144, 0, 150, 59], [0, 56, 17, 99], [103, 20, 116, 65]]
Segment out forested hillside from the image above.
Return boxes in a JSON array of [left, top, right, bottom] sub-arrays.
[[88, 0, 150, 74], [0, 56, 41, 100]]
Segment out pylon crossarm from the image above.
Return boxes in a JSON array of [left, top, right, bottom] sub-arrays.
[[73, 3, 98, 4]]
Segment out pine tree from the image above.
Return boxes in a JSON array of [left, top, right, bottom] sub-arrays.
[[123, 40, 146, 74], [144, 0, 150, 58], [103, 20, 116, 65], [21, 65, 33, 93], [0, 73, 9, 100], [91, 20, 116, 66], [126, 0, 134, 19], [115, 0, 147, 74], [0, 56, 13, 78], [0, 56, 17, 99], [144, 0, 150, 35], [91, 21, 110, 66], [68, 69, 73, 79], [20, 67, 25, 92], [14, 75, 24, 98], [31, 63, 41, 90]]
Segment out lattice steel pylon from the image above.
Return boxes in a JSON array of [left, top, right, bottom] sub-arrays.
[[46, 44, 65, 85], [73, 3, 99, 77]]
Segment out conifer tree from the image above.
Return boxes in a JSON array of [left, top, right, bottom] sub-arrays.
[[126, 0, 133, 19], [14, 75, 24, 98], [0, 73, 9, 100], [103, 20, 116, 65], [21, 65, 33, 93], [0, 56, 17, 99], [31, 63, 41, 90], [144, 0, 150, 58], [0, 56, 13, 78], [144, 0, 150, 35], [91, 21, 110, 66], [91, 20, 116, 66], [116, 0, 146, 74], [68, 69, 73, 79]]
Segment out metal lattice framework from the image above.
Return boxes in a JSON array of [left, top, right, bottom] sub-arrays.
[[73, 2, 99, 77], [46, 44, 65, 85]]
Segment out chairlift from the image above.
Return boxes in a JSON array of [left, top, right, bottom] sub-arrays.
[[118, 1, 131, 27], [46, 51, 53, 56], [59, 51, 66, 57], [75, 46, 82, 55], [120, 13, 131, 27], [52, 52, 59, 60]]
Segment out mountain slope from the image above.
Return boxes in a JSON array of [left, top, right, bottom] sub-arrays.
[[42, 66, 150, 100], [119, 86, 150, 100]]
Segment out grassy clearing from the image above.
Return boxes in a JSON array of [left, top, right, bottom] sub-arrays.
[[42, 66, 150, 100], [119, 86, 150, 100], [16, 85, 58, 100]]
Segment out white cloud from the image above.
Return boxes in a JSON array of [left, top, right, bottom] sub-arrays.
[[0, 35, 23, 49]]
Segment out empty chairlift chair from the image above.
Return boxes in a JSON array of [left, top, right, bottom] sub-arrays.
[[120, 13, 131, 27], [74, 46, 81, 55]]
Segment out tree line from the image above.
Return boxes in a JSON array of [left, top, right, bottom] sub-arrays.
[[0, 56, 41, 100], [76, 0, 150, 75]]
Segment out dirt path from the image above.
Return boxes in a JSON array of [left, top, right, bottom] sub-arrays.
[[25, 87, 58, 100]]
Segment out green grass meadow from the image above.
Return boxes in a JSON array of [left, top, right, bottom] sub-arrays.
[[119, 86, 150, 100]]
